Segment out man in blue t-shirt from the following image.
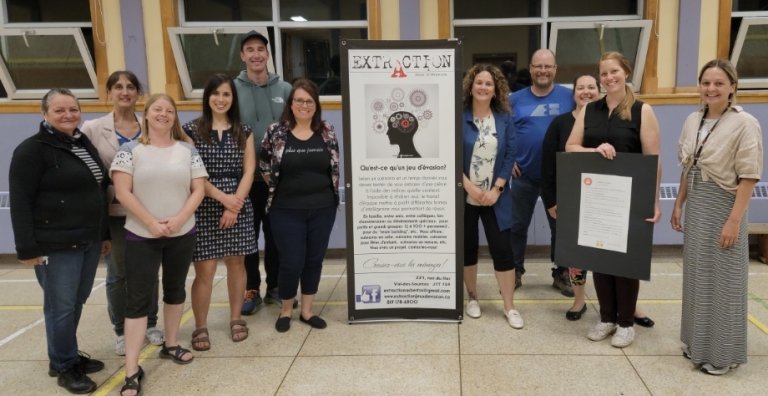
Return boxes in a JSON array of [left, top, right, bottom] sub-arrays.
[[509, 48, 575, 296]]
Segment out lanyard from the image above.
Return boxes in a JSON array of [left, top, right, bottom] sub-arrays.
[[693, 107, 727, 165]]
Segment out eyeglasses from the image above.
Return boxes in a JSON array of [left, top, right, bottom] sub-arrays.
[[293, 98, 316, 107], [530, 64, 556, 70]]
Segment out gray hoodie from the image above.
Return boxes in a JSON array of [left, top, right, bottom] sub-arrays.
[[234, 71, 292, 145]]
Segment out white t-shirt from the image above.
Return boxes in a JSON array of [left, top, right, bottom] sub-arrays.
[[110, 140, 208, 238]]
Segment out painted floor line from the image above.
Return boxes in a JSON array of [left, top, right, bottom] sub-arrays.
[[748, 313, 768, 335], [94, 306, 196, 395], [0, 281, 106, 348]]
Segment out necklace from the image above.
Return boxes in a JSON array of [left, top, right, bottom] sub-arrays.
[[693, 106, 728, 165]]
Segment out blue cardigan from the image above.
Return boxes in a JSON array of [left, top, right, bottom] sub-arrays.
[[462, 109, 517, 231]]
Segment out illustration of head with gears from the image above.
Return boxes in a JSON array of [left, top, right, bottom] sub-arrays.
[[386, 110, 421, 158]]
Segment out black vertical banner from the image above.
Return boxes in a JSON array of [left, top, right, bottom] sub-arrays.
[[341, 40, 464, 322]]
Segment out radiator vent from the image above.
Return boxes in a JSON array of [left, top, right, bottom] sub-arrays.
[[0, 192, 8, 209], [659, 182, 768, 200]]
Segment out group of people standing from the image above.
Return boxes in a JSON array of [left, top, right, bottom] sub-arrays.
[[461, 49, 762, 376], [10, 31, 339, 395], [7, 34, 762, 394]]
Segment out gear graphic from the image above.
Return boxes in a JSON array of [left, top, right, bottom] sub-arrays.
[[409, 89, 427, 107], [391, 88, 405, 101]]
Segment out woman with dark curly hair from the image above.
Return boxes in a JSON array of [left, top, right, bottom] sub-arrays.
[[460, 64, 521, 328]]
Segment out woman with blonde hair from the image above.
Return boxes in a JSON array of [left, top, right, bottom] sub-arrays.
[[81, 70, 164, 355], [112, 94, 208, 395], [566, 51, 661, 348], [672, 59, 762, 375]]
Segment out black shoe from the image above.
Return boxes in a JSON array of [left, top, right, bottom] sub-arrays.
[[48, 351, 104, 377], [275, 316, 291, 332], [299, 315, 328, 329], [634, 316, 655, 328], [565, 304, 587, 321], [57, 366, 96, 394]]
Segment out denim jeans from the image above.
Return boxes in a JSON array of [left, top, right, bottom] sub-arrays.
[[509, 174, 562, 276], [244, 181, 280, 291], [270, 206, 336, 300], [105, 216, 159, 335], [34, 241, 101, 372]]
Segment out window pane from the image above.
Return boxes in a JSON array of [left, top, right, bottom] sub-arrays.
[[735, 23, 768, 78], [733, 0, 768, 12], [279, 0, 366, 21], [549, 0, 637, 17], [454, 0, 541, 18], [0, 35, 92, 89], [281, 28, 367, 87], [183, 0, 271, 22], [6, 0, 90, 22], [553, 27, 642, 85], [176, 30, 274, 90], [455, 25, 541, 78]]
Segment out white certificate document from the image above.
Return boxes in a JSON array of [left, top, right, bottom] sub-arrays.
[[577, 173, 632, 253]]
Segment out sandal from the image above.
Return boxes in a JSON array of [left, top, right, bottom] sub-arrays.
[[120, 366, 144, 396], [230, 319, 249, 342], [159, 343, 194, 365], [191, 328, 211, 351]]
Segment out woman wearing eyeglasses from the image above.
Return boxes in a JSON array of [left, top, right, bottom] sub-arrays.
[[260, 78, 339, 333]]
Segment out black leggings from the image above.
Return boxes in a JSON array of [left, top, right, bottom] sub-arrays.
[[464, 203, 514, 271], [124, 233, 196, 318]]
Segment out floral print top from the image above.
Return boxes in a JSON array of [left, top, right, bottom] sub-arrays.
[[467, 114, 497, 205]]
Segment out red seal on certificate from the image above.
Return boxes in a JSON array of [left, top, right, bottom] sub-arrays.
[[583, 177, 593, 186]]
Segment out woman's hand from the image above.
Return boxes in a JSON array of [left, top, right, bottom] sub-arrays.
[[101, 241, 112, 256], [645, 203, 661, 223], [670, 204, 683, 232], [547, 205, 557, 219], [595, 143, 617, 159], [719, 218, 740, 249], [219, 209, 238, 229], [148, 219, 171, 237], [220, 194, 244, 212], [20, 257, 44, 266], [480, 189, 500, 206], [162, 216, 186, 235]]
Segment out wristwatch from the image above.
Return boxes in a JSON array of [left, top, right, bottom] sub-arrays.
[[494, 184, 504, 192]]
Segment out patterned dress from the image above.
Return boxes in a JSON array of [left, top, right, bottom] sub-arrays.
[[183, 121, 257, 261], [680, 166, 748, 368]]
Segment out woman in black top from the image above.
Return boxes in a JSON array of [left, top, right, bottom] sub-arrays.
[[260, 79, 340, 333], [566, 52, 661, 348], [9, 89, 110, 394]]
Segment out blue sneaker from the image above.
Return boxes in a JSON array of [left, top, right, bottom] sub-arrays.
[[241, 289, 263, 315]]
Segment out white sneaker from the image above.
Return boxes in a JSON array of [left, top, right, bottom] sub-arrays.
[[115, 335, 126, 356], [505, 309, 524, 329], [146, 327, 164, 345], [587, 322, 617, 341], [611, 326, 635, 348], [700, 363, 739, 375], [466, 299, 482, 318]]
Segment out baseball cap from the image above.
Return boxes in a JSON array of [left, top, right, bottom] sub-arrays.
[[240, 30, 269, 50]]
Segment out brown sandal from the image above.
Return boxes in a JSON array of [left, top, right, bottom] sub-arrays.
[[191, 328, 210, 351], [230, 320, 249, 342]]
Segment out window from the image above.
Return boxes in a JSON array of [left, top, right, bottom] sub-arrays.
[[169, 0, 368, 98], [549, 20, 652, 91], [452, 0, 649, 90], [731, 3, 768, 88], [0, 0, 98, 99]]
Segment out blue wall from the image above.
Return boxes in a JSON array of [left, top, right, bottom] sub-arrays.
[[2, 102, 766, 253]]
